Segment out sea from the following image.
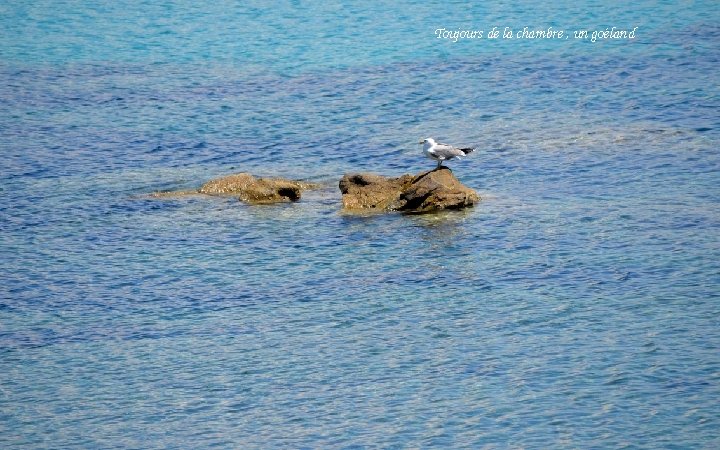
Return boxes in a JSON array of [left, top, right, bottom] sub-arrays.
[[1, 1, 719, 448]]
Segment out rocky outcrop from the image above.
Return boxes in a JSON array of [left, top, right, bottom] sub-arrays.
[[146, 169, 477, 212], [339, 167, 479, 213], [338, 173, 414, 211], [199, 173, 319, 204], [146, 173, 318, 203]]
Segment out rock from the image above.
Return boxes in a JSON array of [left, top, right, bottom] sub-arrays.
[[199, 173, 318, 204], [340, 167, 479, 213], [145, 189, 203, 199], [338, 173, 414, 210], [399, 168, 480, 213]]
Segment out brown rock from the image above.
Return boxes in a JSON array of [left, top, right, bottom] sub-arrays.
[[340, 167, 479, 213], [199, 173, 318, 204], [338, 173, 413, 210]]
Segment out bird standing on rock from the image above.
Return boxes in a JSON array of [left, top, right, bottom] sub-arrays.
[[419, 138, 475, 168]]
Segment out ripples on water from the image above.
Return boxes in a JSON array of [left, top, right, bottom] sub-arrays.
[[1, 1, 719, 448]]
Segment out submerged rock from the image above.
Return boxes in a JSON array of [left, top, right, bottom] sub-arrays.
[[339, 167, 479, 213], [199, 173, 319, 204], [146, 189, 203, 199]]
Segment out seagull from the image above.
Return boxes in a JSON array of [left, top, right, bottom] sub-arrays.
[[418, 138, 475, 168]]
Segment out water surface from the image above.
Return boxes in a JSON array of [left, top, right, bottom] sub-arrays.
[[1, 1, 719, 448]]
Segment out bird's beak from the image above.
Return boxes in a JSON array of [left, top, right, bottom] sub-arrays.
[[417, 140, 424, 144]]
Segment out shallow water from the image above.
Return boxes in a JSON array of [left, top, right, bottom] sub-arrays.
[[2, 1, 720, 448]]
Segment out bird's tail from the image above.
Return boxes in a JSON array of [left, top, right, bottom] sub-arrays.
[[459, 147, 475, 155]]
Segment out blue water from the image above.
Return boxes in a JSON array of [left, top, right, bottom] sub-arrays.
[[2, 1, 720, 448]]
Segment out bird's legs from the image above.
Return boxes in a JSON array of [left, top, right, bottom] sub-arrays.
[[436, 159, 443, 168]]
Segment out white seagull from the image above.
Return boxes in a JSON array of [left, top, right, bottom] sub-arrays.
[[419, 138, 475, 168]]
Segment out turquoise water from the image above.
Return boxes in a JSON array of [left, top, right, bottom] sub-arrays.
[[2, 1, 720, 448]]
